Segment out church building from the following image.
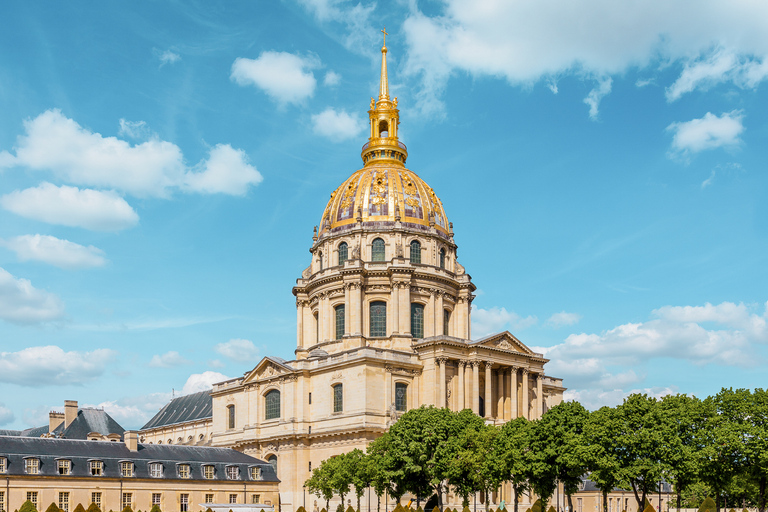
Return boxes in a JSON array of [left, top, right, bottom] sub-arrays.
[[141, 36, 566, 512]]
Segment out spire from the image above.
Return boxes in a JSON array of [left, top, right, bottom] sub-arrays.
[[379, 28, 389, 100]]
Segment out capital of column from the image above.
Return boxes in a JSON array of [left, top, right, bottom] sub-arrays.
[[484, 361, 493, 370], [458, 359, 468, 368], [521, 368, 530, 376], [436, 357, 448, 366], [470, 360, 481, 368]]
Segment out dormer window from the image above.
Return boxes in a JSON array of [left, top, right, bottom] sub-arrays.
[[149, 462, 163, 478], [249, 466, 263, 480], [226, 466, 240, 480], [203, 465, 215, 479], [57, 459, 71, 475], [120, 461, 134, 477], [178, 464, 190, 479], [90, 460, 103, 476], [25, 458, 39, 475], [0, 457, 6, 473]]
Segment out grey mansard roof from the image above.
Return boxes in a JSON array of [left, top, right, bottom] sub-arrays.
[[0, 436, 279, 483], [141, 390, 212, 430], [0, 408, 124, 440]]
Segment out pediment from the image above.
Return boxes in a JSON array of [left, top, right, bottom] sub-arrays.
[[243, 357, 293, 384], [470, 331, 536, 355]]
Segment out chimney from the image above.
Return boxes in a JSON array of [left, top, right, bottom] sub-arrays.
[[125, 430, 138, 451], [49, 411, 65, 433], [64, 400, 78, 428]]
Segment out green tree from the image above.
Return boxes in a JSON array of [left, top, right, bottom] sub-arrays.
[[368, 432, 408, 504], [306, 457, 337, 510], [741, 388, 768, 512], [448, 422, 504, 510], [583, 406, 623, 512], [346, 449, 371, 512], [496, 417, 533, 512]]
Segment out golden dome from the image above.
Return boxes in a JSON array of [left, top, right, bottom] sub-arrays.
[[318, 162, 450, 238]]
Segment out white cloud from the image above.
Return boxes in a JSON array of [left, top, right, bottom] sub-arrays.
[[1, 183, 139, 231], [666, 49, 768, 102], [158, 49, 181, 67], [399, 0, 768, 116], [214, 338, 260, 362], [701, 169, 716, 189], [231, 52, 319, 105], [0, 267, 64, 324], [295, 0, 377, 54], [181, 371, 229, 395], [118, 119, 154, 141], [564, 386, 676, 410], [0, 109, 261, 197], [544, 301, 768, 397], [667, 110, 744, 156], [148, 351, 192, 368], [583, 77, 612, 120], [546, 311, 582, 328], [1, 234, 107, 269], [471, 305, 537, 339], [183, 144, 263, 196], [324, 71, 341, 86], [0, 402, 14, 426], [0, 345, 117, 386], [311, 108, 365, 141], [85, 391, 174, 430]]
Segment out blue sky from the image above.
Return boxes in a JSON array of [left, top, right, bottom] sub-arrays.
[[1, 0, 767, 430]]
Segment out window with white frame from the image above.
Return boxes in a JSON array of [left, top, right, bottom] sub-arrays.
[[58, 492, 69, 512], [0, 491, 5, 512], [152, 494, 161, 506], [90, 460, 103, 476], [249, 466, 262, 480], [91, 493, 101, 509], [120, 461, 133, 477], [178, 464, 190, 478], [226, 466, 239, 480], [150, 462, 163, 478], [58, 459, 71, 475], [26, 492, 38, 508], [121, 493, 132, 510], [251, 495, 260, 504], [25, 458, 39, 474], [205, 494, 214, 504], [180, 494, 189, 512], [229, 494, 238, 504], [0, 457, 6, 473], [203, 465, 215, 479]]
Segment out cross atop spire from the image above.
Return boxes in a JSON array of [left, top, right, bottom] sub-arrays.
[[381, 27, 388, 47]]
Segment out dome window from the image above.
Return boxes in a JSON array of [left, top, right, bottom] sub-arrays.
[[411, 303, 424, 339], [338, 242, 348, 265], [369, 301, 387, 337], [409, 240, 421, 264], [439, 248, 446, 269], [335, 304, 345, 340], [372, 238, 385, 261], [318, 252, 323, 271]]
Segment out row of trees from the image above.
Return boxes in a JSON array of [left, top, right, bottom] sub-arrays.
[[305, 388, 768, 512]]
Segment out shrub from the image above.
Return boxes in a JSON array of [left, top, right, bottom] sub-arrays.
[[86, 504, 101, 512], [432, 507, 440, 512], [698, 498, 716, 512], [320, 508, 327, 512], [346, 507, 355, 512], [121, 506, 133, 512], [205, 509, 214, 512], [642, 503, 655, 512], [19, 502, 37, 512], [548, 507, 557, 512], [296, 508, 307, 512], [416, 507, 424, 512], [149, 506, 161, 512], [531, 500, 543, 512], [44, 503, 61, 512]]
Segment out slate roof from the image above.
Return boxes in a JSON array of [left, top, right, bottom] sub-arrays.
[[141, 390, 212, 430], [1, 408, 124, 440], [0, 436, 279, 483]]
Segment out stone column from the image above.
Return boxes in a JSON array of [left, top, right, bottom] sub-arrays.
[[436, 292, 445, 335], [324, 294, 332, 341], [497, 369, 505, 420], [425, 290, 435, 337], [510, 367, 518, 419], [392, 283, 400, 334], [343, 287, 350, 336], [400, 284, 411, 335], [472, 361, 480, 415], [353, 284, 363, 335], [317, 295, 325, 343], [457, 360, 466, 410], [536, 373, 544, 419], [437, 358, 447, 408], [457, 297, 467, 339], [521, 369, 529, 420], [296, 300, 304, 348], [484, 362, 493, 419]]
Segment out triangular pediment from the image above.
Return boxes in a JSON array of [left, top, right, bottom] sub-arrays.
[[470, 331, 536, 355], [243, 356, 294, 384]]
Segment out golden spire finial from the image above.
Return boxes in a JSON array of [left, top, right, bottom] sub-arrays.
[[379, 27, 389, 100]]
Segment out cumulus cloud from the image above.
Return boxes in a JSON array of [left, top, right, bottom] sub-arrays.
[[0, 267, 64, 324], [0, 402, 14, 426], [181, 371, 229, 395], [324, 71, 341, 86], [399, 0, 768, 115], [546, 311, 582, 328], [149, 351, 192, 368], [1, 183, 139, 231], [543, 301, 768, 401], [231, 52, 320, 105], [667, 110, 744, 156], [118, 119, 154, 141], [214, 339, 260, 362], [1, 234, 107, 269], [0, 109, 261, 198], [0, 345, 117, 386], [311, 108, 365, 141], [471, 305, 537, 338]]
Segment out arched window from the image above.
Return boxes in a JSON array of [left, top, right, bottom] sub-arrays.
[[379, 120, 389, 137], [443, 309, 451, 336], [369, 301, 387, 337], [411, 303, 424, 339], [267, 455, 277, 476], [318, 252, 323, 271], [335, 304, 345, 340], [227, 404, 235, 429], [372, 238, 385, 261], [333, 383, 343, 413], [265, 390, 280, 420], [338, 242, 348, 266], [410, 240, 421, 264], [395, 383, 408, 412], [439, 248, 446, 269]]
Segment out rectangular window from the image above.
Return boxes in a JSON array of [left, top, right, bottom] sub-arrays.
[[333, 384, 343, 413], [180, 494, 189, 512], [91, 493, 101, 509], [229, 495, 238, 504], [205, 495, 214, 504], [121, 493, 132, 510], [90, 460, 103, 476], [0, 491, 5, 512], [250, 467, 262, 480], [609, 498, 612, 512], [577, 498, 582, 512], [369, 301, 386, 337], [25, 459, 39, 474], [150, 462, 163, 478], [395, 382, 408, 412], [178, 464, 190, 478], [335, 304, 345, 340], [411, 303, 424, 339], [0, 457, 6, 473], [228, 404, 236, 429], [203, 465, 215, 479], [26, 492, 38, 509], [152, 494, 161, 506], [226, 466, 239, 480], [251, 495, 260, 504], [121, 461, 133, 477], [58, 460, 71, 475], [443, 309, 450, 336], [308, 461, 312, 472], [308, 392, 312, 404], [59, 492, 70, 512]]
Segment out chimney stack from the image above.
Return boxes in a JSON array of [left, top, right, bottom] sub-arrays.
[[64, 400, 78, 428], [125, 431, 138, 451], [49, 411, 65, 434]]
